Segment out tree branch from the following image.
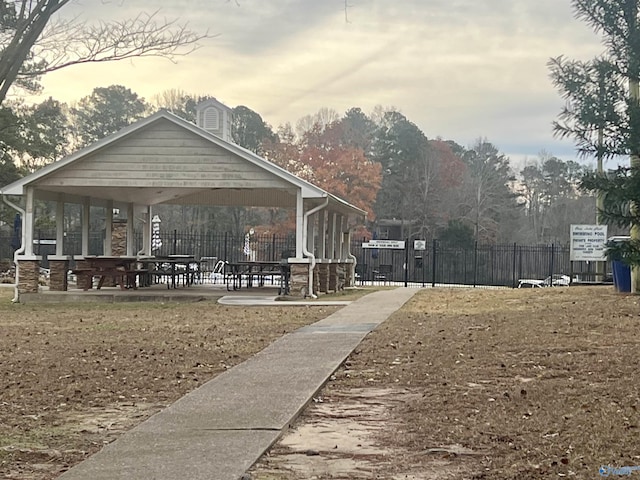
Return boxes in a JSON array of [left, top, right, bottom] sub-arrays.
[[23, 10, 211, 76], [0, 2, 209, 105]]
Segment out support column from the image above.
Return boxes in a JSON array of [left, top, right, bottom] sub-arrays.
[[55, 197, 64, 257], [313, 263, 320, 295], [295, 192, 304, 258], [112, 219, 127, 256], [339, 215, 348, 260], [48, 257, 71, 291], [317, 262, 330, 293], [24, 187, 35, 256], [126, 203, 135, 257], [289, 261, 310, 298], [17, 258, 40, 294], [105, 200, 113, 255], [329, 263, 338, 292], [73, 257, 93, 290], [307, 211, 316, 256], [337, 263, 346, 291], [81, 198, 90, 256], [335, 214, 344, 260], [318, 210, 327, 260], [327, 211, 336, 260], [102, 219, 128, 287], [142, 206, 152, 256]]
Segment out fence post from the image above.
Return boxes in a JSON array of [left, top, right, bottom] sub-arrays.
[[491, 245, 495, 285], [431, 239, 437, 288], [271, 234, 276, 261], [224, 232, 228, 262], [404, 238, 409, 287], [360, 237, 366, 285], [473, 241, 478, 288], [512, 242, 517, 288], [549, 243, 555, 283]]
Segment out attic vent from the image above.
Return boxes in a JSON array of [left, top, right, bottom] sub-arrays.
[[203, 107, 220, 130]]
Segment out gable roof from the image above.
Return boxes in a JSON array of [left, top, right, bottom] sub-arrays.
[[0, 110, 366, 218]]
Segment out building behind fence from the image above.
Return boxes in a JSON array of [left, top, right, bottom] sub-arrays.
[[0, 230, 607, 287]]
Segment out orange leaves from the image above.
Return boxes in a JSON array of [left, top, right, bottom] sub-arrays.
[[263, 119, 383, 222], [429, 140, 466, 189]]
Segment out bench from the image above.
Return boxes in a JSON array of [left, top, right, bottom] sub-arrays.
[[71, 268, 149, 290], [124, 269, 150, 289], [224, 262, 284, 291], [70, 268, 94, 290], [72, 267, 126, 290]]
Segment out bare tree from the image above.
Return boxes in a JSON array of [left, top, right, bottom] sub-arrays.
[[295, 107, 339, 139], [0, 1, 208, 105]]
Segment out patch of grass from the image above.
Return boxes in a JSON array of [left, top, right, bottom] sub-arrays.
[[326, 286, 640, 479], [0, 297, 344, 479]]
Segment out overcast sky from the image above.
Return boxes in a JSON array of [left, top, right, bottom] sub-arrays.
[[33, 0, 608, 169]]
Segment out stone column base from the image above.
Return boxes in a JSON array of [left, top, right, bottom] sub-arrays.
[[289, 263, 310, 298], [313, 264, 320, 295], [17, 259, 40, 294], [317, 263, 329, 293], [336, 263, 346, 291], [49, 259, 69, 291], [329, 263, 338, 292]]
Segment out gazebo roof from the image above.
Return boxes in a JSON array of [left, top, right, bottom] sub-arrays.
[[1, 110, 366, 218]]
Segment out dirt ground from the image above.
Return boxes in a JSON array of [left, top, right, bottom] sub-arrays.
[[0, 289, 345, 480], [2, 286, 640, 480], [250, 286, 640, 480]]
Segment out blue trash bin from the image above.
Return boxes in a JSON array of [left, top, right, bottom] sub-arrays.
[[612, 260, 631, 292]]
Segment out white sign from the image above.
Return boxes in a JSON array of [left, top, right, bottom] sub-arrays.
[[414, 240, 426, 251], [363, 240, 406, 249], [570, 224, 608, 261]]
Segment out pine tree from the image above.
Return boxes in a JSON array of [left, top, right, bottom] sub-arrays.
[[550, 0, 640, 289]]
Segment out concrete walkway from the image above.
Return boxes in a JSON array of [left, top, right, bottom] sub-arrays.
[[58, 288, 418, 480]]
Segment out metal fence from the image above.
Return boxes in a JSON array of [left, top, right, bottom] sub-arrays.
[[0, 230, 297, 269], [351, 241, 596, 288], [0, 230, 606, 288]]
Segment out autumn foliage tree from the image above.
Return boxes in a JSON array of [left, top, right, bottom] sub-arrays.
[[298, 120, 382, 221], [258, 111, 382, 235], [372, 111, 467, 239]]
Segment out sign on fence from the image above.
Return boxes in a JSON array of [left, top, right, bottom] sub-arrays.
[[362, 239, 405, 249], [570, 224, 607, 261]]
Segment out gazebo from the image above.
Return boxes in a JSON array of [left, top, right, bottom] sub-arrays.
[[0, 99, 366, 300]]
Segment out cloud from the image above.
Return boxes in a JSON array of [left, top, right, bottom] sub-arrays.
[[34, 0, 607, 165]]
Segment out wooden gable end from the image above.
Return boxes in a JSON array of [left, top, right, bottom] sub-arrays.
[[36, 118, 292, 190]]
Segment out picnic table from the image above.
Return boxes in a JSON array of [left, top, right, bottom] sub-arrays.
[[139, 255, 197, 289], [225, 261, 286, 291], [72, 256, 144, 290]]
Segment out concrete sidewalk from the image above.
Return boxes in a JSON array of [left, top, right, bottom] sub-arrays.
[[58, 288, 418, 480]]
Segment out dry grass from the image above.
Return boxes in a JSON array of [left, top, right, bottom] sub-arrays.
[[0, 288, 344, 479], [323, 286, 640, 479], [3, 286, 640, 479]]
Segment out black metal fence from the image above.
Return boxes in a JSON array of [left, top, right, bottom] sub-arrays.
[[352, 240, 601, 288], [0, 230, 296, 268], [0, 230, 605, 288]]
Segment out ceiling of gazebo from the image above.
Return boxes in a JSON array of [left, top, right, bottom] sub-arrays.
[[33, 185, 301, 209]]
